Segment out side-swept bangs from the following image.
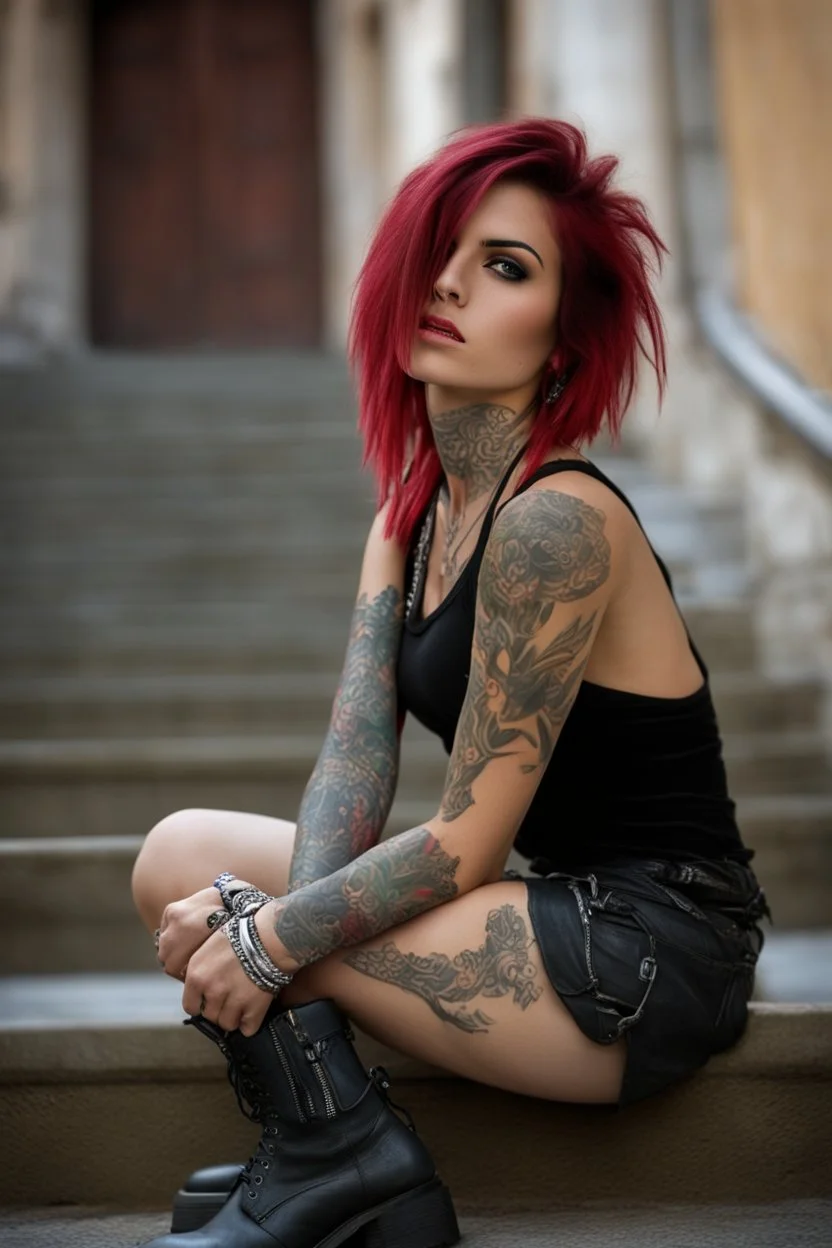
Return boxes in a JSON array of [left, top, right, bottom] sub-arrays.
[[349, 118, 667, 547]]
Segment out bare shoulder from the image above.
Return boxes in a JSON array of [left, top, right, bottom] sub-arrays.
[[357, 497, 408, 603]]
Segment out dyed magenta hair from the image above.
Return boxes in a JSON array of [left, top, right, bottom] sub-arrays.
[[349, 118, 667, 546]]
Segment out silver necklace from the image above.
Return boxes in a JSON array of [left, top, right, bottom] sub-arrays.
[[405, 494, 437, 618], [405, 471, 505, 619]]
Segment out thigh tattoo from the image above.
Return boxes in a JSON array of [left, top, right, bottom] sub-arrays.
[[343, 903, 542, 1033]]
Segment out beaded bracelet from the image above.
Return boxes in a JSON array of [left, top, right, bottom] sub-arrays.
[[213, 872, 238, 912]]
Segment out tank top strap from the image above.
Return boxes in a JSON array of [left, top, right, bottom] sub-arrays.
[[467, 439, 531, 560]]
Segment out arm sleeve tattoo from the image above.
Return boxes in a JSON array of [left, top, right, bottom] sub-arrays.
[[275, 825, 460, 965], [287, 584, 404, 892], [441, 487, 610, 822]]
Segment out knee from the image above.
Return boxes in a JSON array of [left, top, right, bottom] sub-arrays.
[[131, 808, 213, 930]]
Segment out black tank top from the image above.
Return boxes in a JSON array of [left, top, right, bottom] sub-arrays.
[[397, 449, 752, 868]]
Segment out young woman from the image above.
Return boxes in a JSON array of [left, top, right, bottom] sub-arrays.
[[133, 118, 768, 1248]]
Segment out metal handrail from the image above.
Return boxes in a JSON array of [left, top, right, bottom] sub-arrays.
[[696, 287, 832, 462]]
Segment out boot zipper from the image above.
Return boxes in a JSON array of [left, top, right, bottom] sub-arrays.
[[268, 1021, 307, 1123], [286, 1010, 338, 1120]]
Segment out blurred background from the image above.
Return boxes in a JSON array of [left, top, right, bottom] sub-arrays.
[[0, 0, 831, 1221]]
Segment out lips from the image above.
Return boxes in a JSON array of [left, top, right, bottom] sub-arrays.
[[419, 316, 465, 342]]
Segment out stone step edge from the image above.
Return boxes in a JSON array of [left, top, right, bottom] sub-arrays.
[[0, 727, 828, 774], [0, 995, 828, 1085]]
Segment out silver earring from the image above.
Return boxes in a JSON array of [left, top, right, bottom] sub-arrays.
[[545, 373, 566, 405]]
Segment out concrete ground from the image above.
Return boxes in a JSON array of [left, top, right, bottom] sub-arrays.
[[1, 1203, 831, 1248]]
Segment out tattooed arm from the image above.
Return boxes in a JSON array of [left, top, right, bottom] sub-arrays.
[[257, 482, 617, 974], [287, 504, 406, 892]]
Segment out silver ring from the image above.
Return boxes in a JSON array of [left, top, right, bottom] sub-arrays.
[[207, 909, 229, 932], [153, 928, 161, 951]]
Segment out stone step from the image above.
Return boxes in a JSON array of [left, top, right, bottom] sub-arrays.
[[0, 598, 760, 678], [5, 1203, 832, 1248], [0, 423, 364, 480], [0, 730, 445, 842], [0, 349, 352, 408], [0, 669, 822, 740], [0, 974, 829, 1209], [0, 670, 342, 737], [1, 552, 372, 602]]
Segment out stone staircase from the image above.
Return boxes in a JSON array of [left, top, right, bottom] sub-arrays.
[[1, 355, 831, 1218]]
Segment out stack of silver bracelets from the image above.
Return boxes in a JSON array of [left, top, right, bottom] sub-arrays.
[[213, 871, 294, 995]]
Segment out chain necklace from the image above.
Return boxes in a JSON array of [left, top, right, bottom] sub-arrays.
[[405, 495, 436, 618]]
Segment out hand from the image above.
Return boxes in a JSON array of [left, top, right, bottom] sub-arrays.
[[181, 917, 275, 1036], [156, 881, 252, 982]]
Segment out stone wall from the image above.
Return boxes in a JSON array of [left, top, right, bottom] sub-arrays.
[[711, 0, 832, 394], [0, 0, 85, 357]]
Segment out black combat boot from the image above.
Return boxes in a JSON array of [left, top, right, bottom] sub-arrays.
[[144, 998, 460, 1248], [170, 1163, 243, 1234]]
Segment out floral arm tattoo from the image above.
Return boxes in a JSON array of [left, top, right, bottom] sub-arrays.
[[441, 488, 610, 821], [287, 585, 404, 892], [273, 825, 460, 965]]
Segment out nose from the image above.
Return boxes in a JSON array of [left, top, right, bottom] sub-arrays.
[[432, 254, 466, 305]]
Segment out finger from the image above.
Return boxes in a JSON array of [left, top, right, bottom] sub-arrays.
[[166, 958, 188, 984], [181, 974, 206, 1018], [239, 999, 270, 1038], [217, 999, 245, 1033]]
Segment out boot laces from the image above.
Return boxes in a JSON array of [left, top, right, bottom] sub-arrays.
[[185, 1016, 281, 1199]]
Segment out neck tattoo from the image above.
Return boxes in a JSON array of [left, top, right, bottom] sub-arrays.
[[429, 400, 535, 590]]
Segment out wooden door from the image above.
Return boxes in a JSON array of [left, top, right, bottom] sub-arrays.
[[89, 0, 321, 347]]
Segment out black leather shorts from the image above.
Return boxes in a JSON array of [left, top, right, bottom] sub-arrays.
[[518, 856, 769, 1107]]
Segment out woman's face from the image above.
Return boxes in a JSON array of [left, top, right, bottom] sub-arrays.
[[408, 180, 562, 407]]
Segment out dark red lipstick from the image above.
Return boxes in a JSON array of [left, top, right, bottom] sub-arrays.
[[419, 315, 465, 343]]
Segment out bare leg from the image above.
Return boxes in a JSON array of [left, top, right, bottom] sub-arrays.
[[279, 879, 626, 1104], [132, 811, 625, 1103], [131, 807, 298, 932]]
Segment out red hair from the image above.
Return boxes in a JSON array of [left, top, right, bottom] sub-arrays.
[[348, 118, 667, 546]]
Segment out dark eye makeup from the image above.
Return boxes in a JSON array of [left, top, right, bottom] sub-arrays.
[[486, 256, 528, 281]]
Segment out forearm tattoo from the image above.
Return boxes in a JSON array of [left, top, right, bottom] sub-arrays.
[[344, 904, 542, 1032], [288, 586, 403, 892], [442, 490, 610, 821], [274, 826, 460, 964]]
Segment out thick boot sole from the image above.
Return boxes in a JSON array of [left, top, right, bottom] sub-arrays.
[[170, 1177, 459, 1248], [329, 1178, 461, 1248]]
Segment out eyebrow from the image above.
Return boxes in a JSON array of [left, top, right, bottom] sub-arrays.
[[481, 238, 544, 269]]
